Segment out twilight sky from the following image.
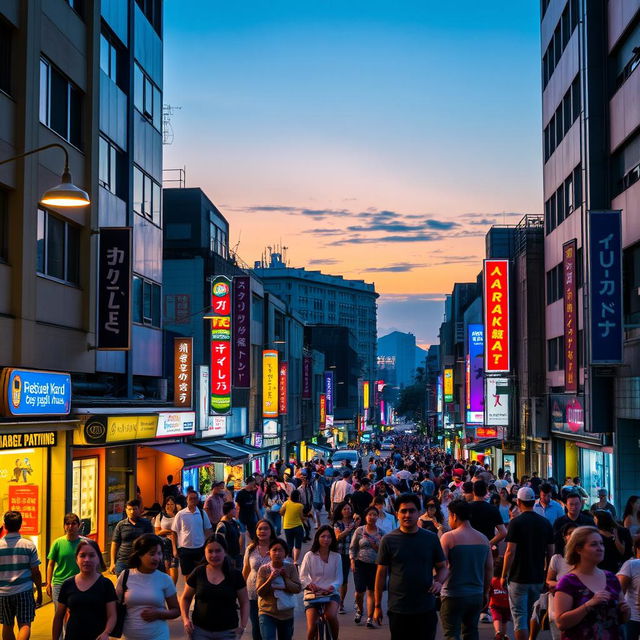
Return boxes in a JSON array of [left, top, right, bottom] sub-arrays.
[[163, 1, 542, 347]]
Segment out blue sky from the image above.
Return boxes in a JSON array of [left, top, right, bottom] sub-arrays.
[[163, 1, 542, 346]]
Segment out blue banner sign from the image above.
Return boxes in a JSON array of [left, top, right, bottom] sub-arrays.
[[589, 211, 623, 364], [324, 371, 334, 415], [1, 368, 71, 416]]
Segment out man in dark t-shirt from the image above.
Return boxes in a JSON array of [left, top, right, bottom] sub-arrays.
[[110, 499, 153, 575], [552, 494, 594, 555], [375, 493, 447, 640], [351, 478, 373, 518], [501, 487, 554, 640], [468, 480, 506, 548], [235, 476, 259, 538]]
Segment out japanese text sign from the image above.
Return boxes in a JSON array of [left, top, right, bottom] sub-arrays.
[[302, 356, 312, 399], [589, 211, 623, 364], [210, 276, 232, 415], [324, 371, 334, 415], [278, 362, 288, 415], [174, 337, 193, 407], [563, 240, 578, 391], [97, 227, 131, 350], [483, 259, 510, 372], [232, 276, 251, 388], [263, 350, 278, 418], [319, 393, 326, 429]]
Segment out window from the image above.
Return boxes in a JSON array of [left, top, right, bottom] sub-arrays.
[[542, 2, 579, 89], [545, 163, 581, 234], [0, 189, 7, 261], [133, 63, 161, 130], [65, 0, 84, 18], [99, 136, 125, 197], [132, 275, 160, 327], [36, 209, 80, 284], [612, 132, 640, 196], [0, 18, 11, 95], [624, 241, 640, 325], [544, 73, 581, 162], [39, 58, 82, 148], [132, 166, 161, 226], [135, 0, 162, 36], [546, 263, 563, 304], [100, 32, 126, 91], [547, 336, 565, 372]]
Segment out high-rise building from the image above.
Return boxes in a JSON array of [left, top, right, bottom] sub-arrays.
[[541, 0, 640, 504], [377, 331, 417, 390]]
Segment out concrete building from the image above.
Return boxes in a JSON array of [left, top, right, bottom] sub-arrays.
[[541, 0, 640, 505], [377, 330, 417, 390]]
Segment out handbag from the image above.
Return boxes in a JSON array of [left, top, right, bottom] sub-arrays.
[[110, 569, 129, 638]]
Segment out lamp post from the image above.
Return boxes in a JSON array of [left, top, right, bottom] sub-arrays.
[[0, 143, 90, 207]]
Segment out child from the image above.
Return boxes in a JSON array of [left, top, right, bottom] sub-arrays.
[[489, 556, 511, 640]]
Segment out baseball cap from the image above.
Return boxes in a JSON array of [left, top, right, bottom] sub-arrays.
[[597, 488, 608, 496], [517, 487, 535, 501]]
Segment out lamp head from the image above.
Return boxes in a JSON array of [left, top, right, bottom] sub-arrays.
[[40, 168, 90, 207]]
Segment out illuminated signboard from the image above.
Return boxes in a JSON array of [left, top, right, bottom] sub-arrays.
[[0, 368, 71, 417], [302, 356, 312, 399], [174, 337, 193, 408], [263, 350, 279, 418], [232, 276, 251, 388], [563, 240, 578, 392], [444, 368, 454, 403], [484, 259, 510, 372], [156, 412, 196, 438], [437, 375, 443, 414], [363, 381, 370, 409], [485, 377, 509, 426], [319, 393, 326, 429], [210, 276, 232, 415], [476, 427, 498, 438], [278, 362, 288, 415], [467, 324, 484, 423], [324, 371, 334, 415]]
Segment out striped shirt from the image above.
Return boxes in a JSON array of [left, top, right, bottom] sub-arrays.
[[0, 533, 40, 595]]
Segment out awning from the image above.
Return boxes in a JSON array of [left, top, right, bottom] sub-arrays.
[[219, 440, 265, 458], [144, 442, 214, 468], [306, 443, 334, 456], [464, 439, 502, 451], [198, 441, 249, 464]]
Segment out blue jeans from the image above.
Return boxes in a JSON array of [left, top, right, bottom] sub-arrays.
[[114, 560, 128, 576], [507, 582, 543, 632], [258, 614, 293, 640], [440, 595, 484, 640], [266, 511, 282, 535], [249, 600, 262, 640]]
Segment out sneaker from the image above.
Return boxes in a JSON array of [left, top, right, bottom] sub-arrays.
[[366, 618, 375, 628], [354, 610, 362, 624], [479, 612, 492, 623], [339, 605, 346, 614]]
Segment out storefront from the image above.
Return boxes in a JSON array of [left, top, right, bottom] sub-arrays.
[[0, 367, 74, 597]]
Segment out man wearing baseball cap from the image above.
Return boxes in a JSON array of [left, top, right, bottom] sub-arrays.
[[500, 486, 554, 640]]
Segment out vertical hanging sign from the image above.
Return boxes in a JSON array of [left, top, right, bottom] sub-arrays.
[[278, 362, 288, 415], [210, 276, 232, 415], [589, 211, 623, 364], [174, 337, 193, 407], [443, 368, 454, 403], [484, 259, 510, 372], [363, 381, 370, 410], [232, 275, 251, 388], [262, 350, 279, 418], [319, 393, 326, 429], [302, 356, 312, 399], [563, 240, 578, 391], [97, 227, 132, 350], [323, 371, 334, 415]]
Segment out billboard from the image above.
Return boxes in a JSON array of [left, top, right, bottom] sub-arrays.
[[262, 350, 279, 418], [589, 211, 623, 363], [324, 371, 334, 415], [209, 276, 232, 415], [484, 259, 510, 372], [0, 368, 71, 417], [278, 362, 288, 415], [363, 381, 370, 409], [319, 393, 326, 429], [467, 324, 484, 423], [443, 368, 454, 403], [485, 377, 509, 426], [563, 240, 578, 391], [174, 337, 193, 408], [232, 275, 251, 388], [302, 356, 312, 399], [437, 375, 443, 414]]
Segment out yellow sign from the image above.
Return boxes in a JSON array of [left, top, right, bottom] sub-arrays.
[[444, 368, 454, 402], [107, 416, 158, 442], [263, 350, 279, 418], [363, 381, 370, 409]]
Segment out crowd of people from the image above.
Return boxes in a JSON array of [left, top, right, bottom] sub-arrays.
[[0, 436, 639, 640]]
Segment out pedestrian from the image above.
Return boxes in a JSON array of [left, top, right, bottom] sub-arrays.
[[468, 480, 506, 552], [534, 483, 566, 526], [263, 481, 286, 536], [236, 477, 261, 540], [351, 478, 373, 519], [255, 539, 301, 640], [590, 489, 617, 520], [114, 534, 179, 640], [374, 493, 448, 640], [171, 489, 212, 578], [489, 557, 511, 640], [203, 481, 226, 528], [418, 497, 448, 538], [45, 512, 83, 606], [297, 472, 314, 542], [180, 534, 249, 640], [593, 510, 631, 573], [555, 526, 630, 638], [372, 495, 396, 535], [161, 475, 180, 501], [215, 502, 244, 570], [497, 488, 512, 524], [500, 487, 554, 640], [546, 522, 578, 640], [300, 526, 342, 640], [310, 471, 326, 528], [110, 499, 154, 576], [0, 511, 42, 640], [623, 496, 640, 541], [330, 471, 354, 516], [553, 494, 594, 556], [350, 506, 383, 628], [280, 490, 305, 566], [617, 537, 640, 640], [242, 520, 277, 640], [439, 498, 493, 640], [52, 539, 117, 640], [153, 496, 180, 584], [333, 501, 360, 613]]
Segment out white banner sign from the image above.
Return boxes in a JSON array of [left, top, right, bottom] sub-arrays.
[[485, 377, 509, 426], [156, 412, 196, 437]]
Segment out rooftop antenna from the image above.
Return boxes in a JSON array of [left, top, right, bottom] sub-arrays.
[[162, 104, 182, 145]]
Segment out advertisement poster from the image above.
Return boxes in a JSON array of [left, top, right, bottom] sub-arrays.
[[262, 350, 279, 418], [363, 381, 369, 410], [8, 485, 39, 535], [444, 368, 454, 403], [484, 259, 510, 372], [319, 393, 326, 429], [209, 276, 232, 415], [1, 368, 71, 417], [485, 377, 509, 426], [324, 371, 334, 415], [467, 324, 484, 423], [278, 362, 288, 415]]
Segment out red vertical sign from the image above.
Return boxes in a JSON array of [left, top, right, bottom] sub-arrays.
[[9, 485, 39, 535], [319, 393, 326, 429], [278, 362, 288, 415], [210, 276, 232, 415], [483, 259, 510, 372], [563, 240, 578, 392]]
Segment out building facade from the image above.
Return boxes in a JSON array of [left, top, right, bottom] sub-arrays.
[[377, 330, 418, 390]]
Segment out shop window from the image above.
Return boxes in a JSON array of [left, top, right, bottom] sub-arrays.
[[72, 458, 98, 535]]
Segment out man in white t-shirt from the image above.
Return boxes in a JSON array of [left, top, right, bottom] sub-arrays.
[[330, 470, 354, 516], [171, 489, 211, 576]]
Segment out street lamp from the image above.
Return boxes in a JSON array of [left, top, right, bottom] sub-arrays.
[[0, 143, 90, 207]]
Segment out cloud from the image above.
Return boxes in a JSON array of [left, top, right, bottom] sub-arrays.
[[363, 262, 427, 273], [330, 232, 440, 246], [307, 228, 344, 236], [308, 258, 341, 265]]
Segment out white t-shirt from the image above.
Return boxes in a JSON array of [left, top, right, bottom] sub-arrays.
[[116, 569, 176, 640], [618, 558, 640, 622], [548, 553, 570, 621], [171, 507, 208, 549]]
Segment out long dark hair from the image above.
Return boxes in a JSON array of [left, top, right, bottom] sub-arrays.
[[203, 533, 233, 579], [128, 533, 163, 569], [424, 497, 444, 524], [311, 525, 338, 553], [247, 519, 277, 554], [332, 501, 353, 524], [623, 496, 640, 520]]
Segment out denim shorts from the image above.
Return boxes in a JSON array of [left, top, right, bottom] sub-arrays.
[[507, 581, 543, 632]]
